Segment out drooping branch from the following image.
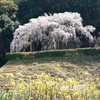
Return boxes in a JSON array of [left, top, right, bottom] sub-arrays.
[[10, 12, 96, 52]]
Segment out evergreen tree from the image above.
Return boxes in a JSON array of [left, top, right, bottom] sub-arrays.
[[16, 0, 100, 35], [0, 0, 19, 66]]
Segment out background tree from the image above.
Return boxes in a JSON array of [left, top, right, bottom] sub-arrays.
[[0, 0, 19, 66], [15, 0, 100, 36]]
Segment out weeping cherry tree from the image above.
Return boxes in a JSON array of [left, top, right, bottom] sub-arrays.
[[10, 12, 96, 52]]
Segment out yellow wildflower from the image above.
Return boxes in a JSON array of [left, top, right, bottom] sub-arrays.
[[6, 73, 14, 78], [0, 75, 4, 79], [28, 97, 34, 100], [84, 72, 89, 75], [54, 67, 59, 71], [57, 64, 60, 67], [65, 95, 71, 100], [96, 78, 99, 81], [16, 72, 22, 76]]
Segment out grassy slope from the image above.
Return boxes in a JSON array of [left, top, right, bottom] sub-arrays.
[[0, 55, 100, 85]]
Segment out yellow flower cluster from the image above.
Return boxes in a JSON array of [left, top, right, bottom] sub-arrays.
[[0, 0, 13, 4], [0, 72, 100, 100]]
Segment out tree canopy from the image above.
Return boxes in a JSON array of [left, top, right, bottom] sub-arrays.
[[0, 0, 19, 66], [15, 0, 100, 35], [10, 12, 95, 52]]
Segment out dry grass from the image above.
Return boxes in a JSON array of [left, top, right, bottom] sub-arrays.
[[0, 56, 99, 86]]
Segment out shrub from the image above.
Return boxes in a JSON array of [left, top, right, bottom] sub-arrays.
[[6, 48, 100, 60]]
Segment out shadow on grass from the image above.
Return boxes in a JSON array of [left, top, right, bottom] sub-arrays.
[[4, 55, 100, 68]]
